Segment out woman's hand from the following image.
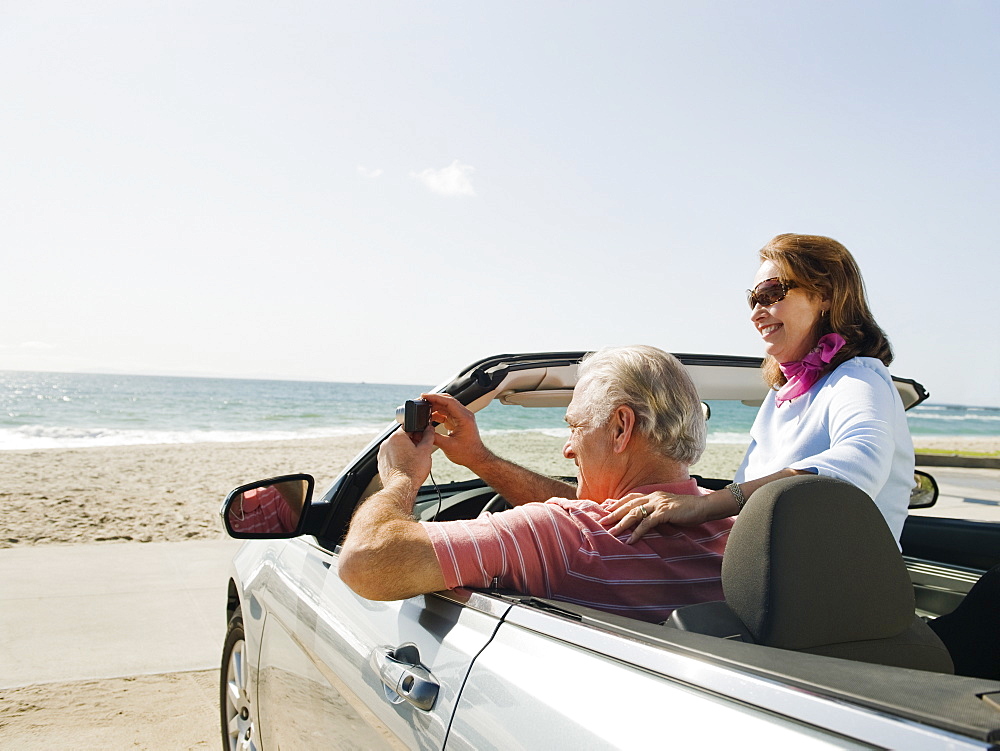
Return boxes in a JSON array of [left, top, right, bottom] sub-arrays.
[[602, 491, 715, 543]]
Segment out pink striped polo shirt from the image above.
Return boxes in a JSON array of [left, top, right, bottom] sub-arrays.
[[421, 479, 733, 622], [229, 485, 299, 535]]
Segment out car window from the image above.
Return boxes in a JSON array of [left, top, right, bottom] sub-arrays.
[[424, 400, 575, 487], [691, 400, 755, 482], [422, 397, 761, 490]]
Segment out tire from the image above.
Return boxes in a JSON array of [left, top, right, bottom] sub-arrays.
[[220, 611, 257, 751]]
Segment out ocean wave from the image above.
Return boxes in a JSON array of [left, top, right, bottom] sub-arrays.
[[706, 432, 753, 444], [4, 417, 994, 451], [480, 427, 753, 444], [0, 424, 387, 451], [914, 404, 1000, 413], [908, 411, 1000, 423], [479, 428, 570, 438]]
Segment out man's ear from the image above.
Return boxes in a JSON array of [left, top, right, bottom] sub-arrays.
[[611, 405, 636, 454]]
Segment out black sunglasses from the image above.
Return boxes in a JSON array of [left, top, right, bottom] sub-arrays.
[[747, 277, 796, 309]]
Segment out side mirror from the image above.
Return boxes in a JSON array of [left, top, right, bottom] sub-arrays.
[[909, 470, 938, 510], [221, 474, 314, 538]]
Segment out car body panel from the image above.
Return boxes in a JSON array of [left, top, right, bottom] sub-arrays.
[[491, 600, 996, 750], [249, 537, 509, 750], [448, 612, 869, 750]]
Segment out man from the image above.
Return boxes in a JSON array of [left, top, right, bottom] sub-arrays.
[[339, 346, 733, 623]]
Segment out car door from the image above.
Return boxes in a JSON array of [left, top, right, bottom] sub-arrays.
[[253, 536, 510, 750], [446, 601, 923, 750]]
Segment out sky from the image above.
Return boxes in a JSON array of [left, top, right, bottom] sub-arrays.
[[2, 2, 998, 407]]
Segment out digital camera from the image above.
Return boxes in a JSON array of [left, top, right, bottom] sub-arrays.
[[395, 398, 432, 432]]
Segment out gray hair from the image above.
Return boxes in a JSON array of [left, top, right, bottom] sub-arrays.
[[576, 346, 706, 465]]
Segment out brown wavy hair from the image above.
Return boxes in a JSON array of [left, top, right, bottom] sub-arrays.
[[758, 234, 893, 389]]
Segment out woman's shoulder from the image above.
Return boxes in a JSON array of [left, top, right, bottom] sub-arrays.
[[826, 356, 895, 392], [833, 355, 890, 374]]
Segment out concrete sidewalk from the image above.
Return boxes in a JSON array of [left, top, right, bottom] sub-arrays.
[[910, 466, 1000, 522], [0, 538, 242, 689]]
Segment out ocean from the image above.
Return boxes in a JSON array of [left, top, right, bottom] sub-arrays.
[[1, 370, 998, 451]]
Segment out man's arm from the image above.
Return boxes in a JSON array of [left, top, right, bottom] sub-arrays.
[[338, 430, 447, 600], [465, 450, 577, 506], [422, 393, 576, 504]]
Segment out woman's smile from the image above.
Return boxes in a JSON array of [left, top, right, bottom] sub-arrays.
[[751, 260, 826, 363]]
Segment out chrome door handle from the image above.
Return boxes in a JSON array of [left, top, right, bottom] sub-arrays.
[[371, 646, 439, 711]]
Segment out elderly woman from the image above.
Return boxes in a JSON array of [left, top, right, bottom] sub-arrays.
[[607, 233, 915, 545]]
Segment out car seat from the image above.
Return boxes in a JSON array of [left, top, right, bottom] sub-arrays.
[[665, 475, 954, 674], [928, 564, 1000, 680]]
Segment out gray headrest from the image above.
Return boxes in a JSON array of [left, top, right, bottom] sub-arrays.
[[722, 475, 914, 650]]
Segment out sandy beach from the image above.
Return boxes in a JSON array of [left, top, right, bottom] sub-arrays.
[[1, 434, 997, 549], [1, 434, 997, 748], [0, 671, 219, 749], [0, 435, 377, 548], [0, 434, 759, 549]]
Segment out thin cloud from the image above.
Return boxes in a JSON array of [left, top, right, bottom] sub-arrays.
[[0, 341, 57, 350], [411, 160, 476, 197], [357, 165, 383, 179]]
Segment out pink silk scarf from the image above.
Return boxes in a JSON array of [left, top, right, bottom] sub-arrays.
[[775, 333, 846, 406]]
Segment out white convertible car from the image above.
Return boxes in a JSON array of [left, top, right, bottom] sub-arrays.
[[219, 351, 1000, 750]]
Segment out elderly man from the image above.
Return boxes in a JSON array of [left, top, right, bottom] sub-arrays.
[[339, 346, 733, 623]]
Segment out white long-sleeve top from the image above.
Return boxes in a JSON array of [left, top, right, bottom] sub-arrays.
[[735, 357, 915, 545]]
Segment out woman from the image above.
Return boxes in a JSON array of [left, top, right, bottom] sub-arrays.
[[606, 233, 915, 545]]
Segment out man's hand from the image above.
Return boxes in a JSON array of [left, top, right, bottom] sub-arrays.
[[378, 425, 436, 489], [419, 392, 575, 506], [421, 393, 493, 470], [340, 425, 447, 600]]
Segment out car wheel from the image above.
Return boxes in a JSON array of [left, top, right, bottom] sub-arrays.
[[220, 611, 256, 751]]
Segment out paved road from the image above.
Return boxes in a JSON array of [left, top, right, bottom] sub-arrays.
[[0, 538, 242, 689], [1, 466, 996, 689], [911, 465, 1000, 522]]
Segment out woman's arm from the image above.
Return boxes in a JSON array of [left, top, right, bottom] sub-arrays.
[[607, 362, 906, 542], [783, 365, 900, 501], [604, 468, 811, 541]]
